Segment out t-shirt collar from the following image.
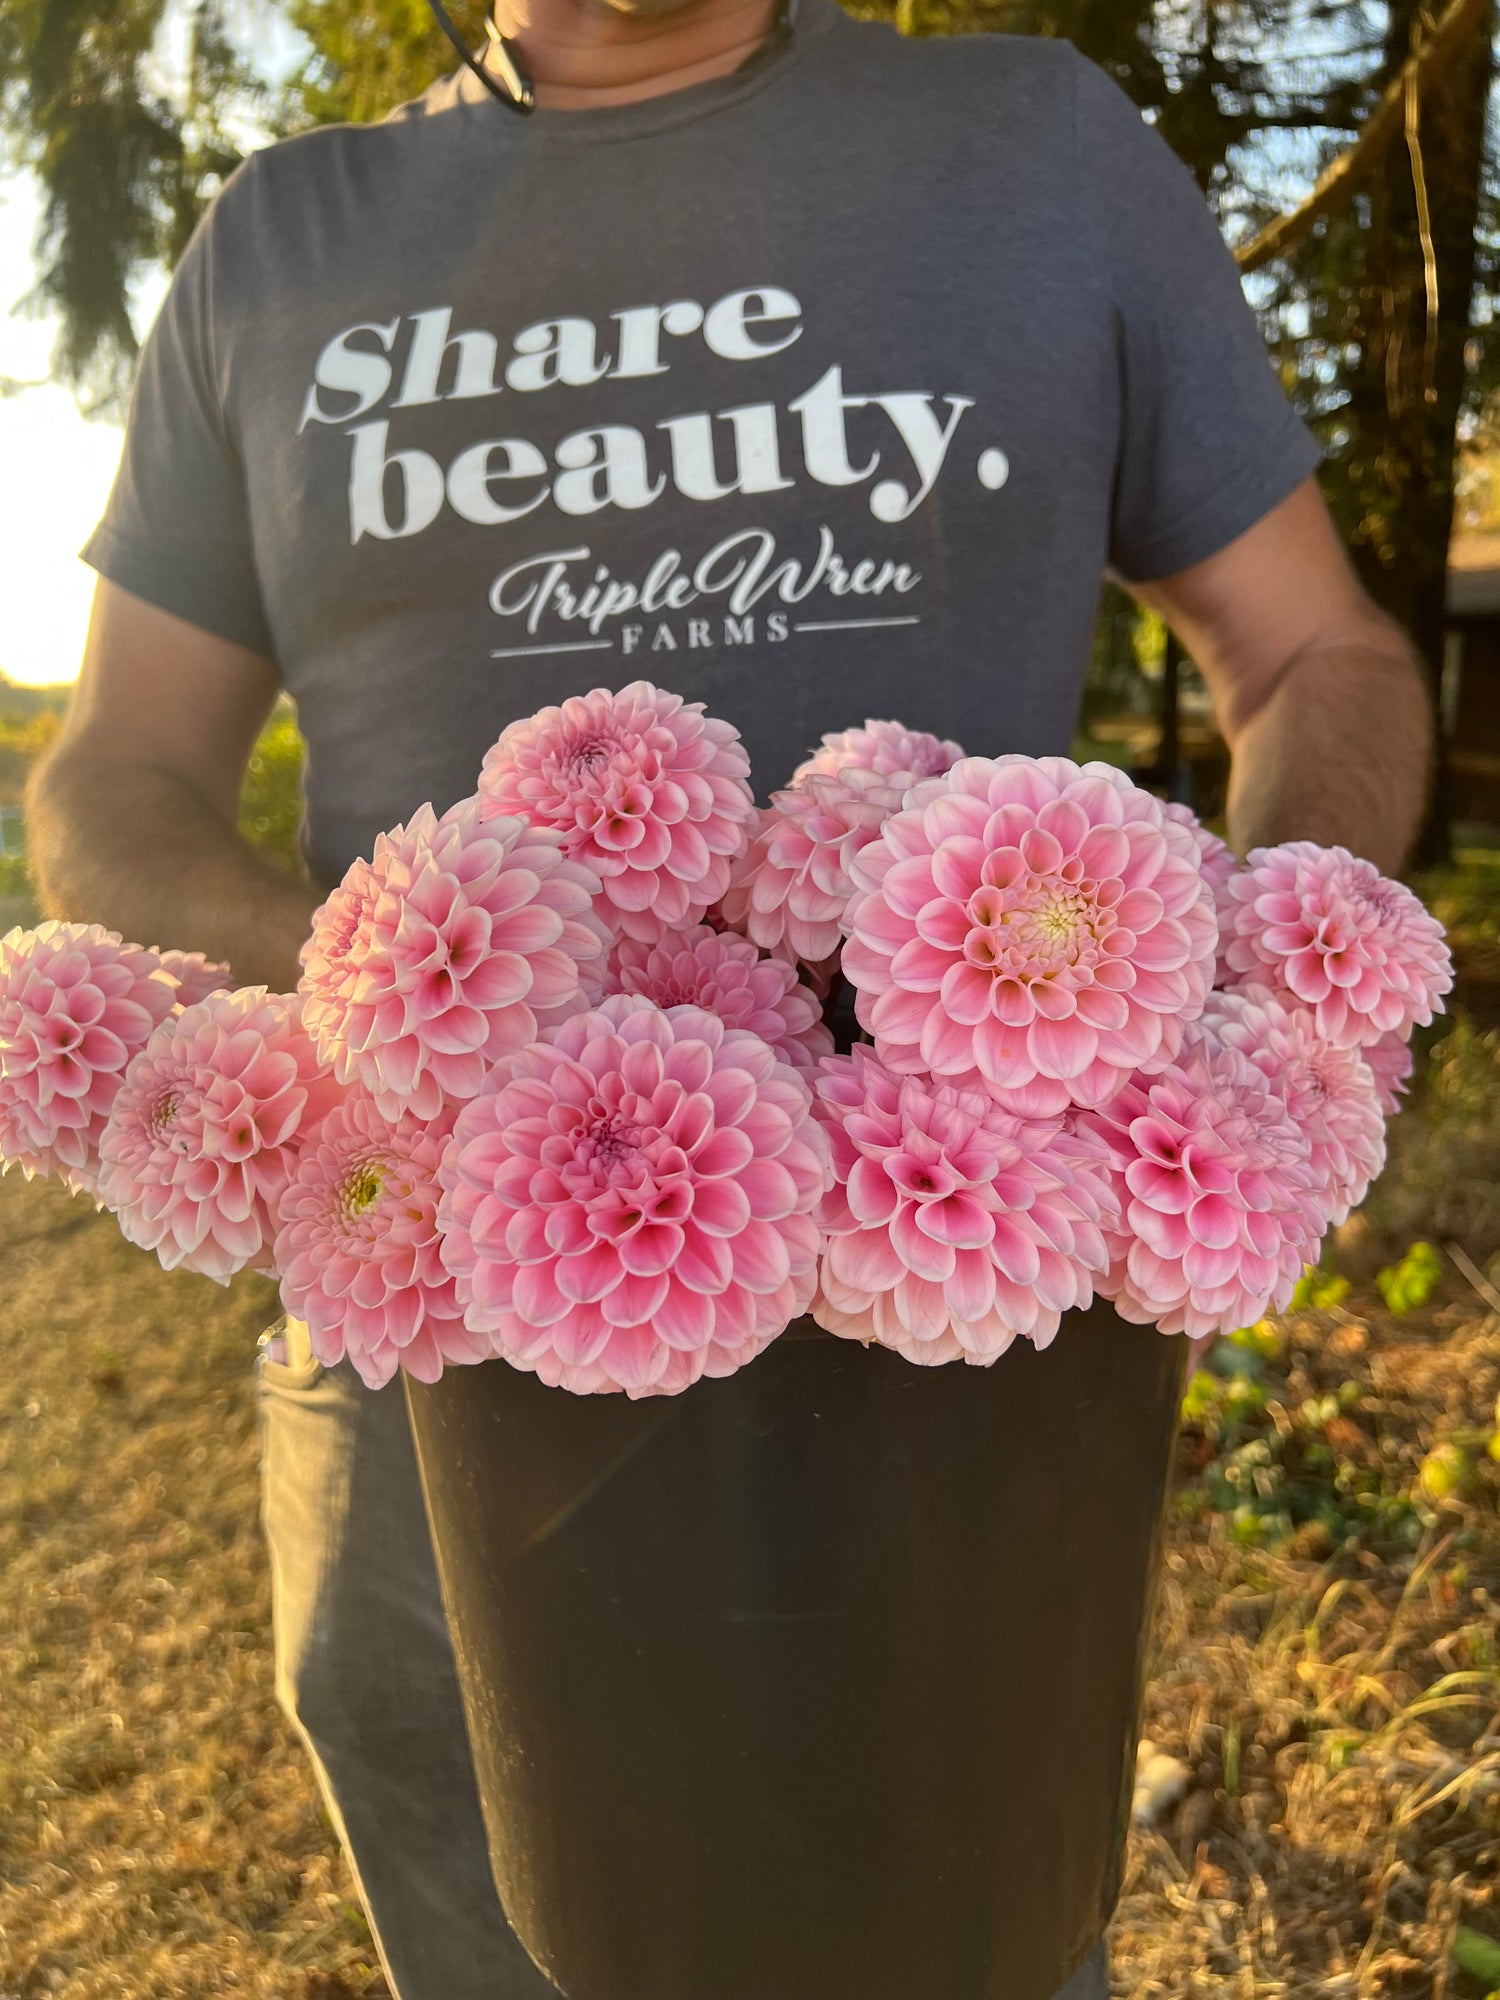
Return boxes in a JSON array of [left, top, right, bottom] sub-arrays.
[[449, 0, 844, 143]]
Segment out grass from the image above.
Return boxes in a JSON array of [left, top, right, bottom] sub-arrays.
[[1117, 1292, 1500, 1997], [0, 1194, 386, 1998]]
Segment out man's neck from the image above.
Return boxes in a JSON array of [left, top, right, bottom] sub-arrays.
[[489, 0, 782, 109]]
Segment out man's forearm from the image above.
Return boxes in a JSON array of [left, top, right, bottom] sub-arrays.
[[1225, 634, 1433, 874], [25, 754, 321, 994]]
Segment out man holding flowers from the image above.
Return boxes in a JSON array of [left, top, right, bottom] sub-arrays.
[[24, 0, 1433, 1992]]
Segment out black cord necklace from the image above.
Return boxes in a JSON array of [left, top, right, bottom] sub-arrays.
[[427, 0, 537, 112]]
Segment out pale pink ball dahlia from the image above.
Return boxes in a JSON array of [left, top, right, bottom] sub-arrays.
[[1204, 990, 1386, 1225], [436, 995, 831, 1398], [274, 1094, 487, 1390], [97, 989, 341, 1284], [1078, 1030, 1326, 1340], [300, 798, 605, 1123], [605, 926, 833, 1073], [1364, 1029, 1416, 1118], [842, 757, 1219, 1118], [720, 769, 905, 968], [0, 923, 181, 1194], [158, 950, 234, 1010], [476, 683, 756, 946], [811, 1048, 1117, 1367], [1223, 843, 1451, 1048], [1162, 803, 1236, 896], [792, 719, 966, 789]]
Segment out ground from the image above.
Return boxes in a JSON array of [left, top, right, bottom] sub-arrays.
[[2, 861, 1498, 1999]]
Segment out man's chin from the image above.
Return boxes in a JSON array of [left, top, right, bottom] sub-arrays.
[[594, 0, 714, 18]]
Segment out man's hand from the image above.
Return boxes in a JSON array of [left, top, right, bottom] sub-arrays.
[[1127, 476, 1432, 874], [26, 581, 322, 992]]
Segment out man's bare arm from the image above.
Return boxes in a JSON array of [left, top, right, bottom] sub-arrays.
[[1127, 477, 1432, 874], [26, 581, 321, 993]]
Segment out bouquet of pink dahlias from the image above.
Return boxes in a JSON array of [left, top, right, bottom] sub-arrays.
[[0, 686, 1452, 1392]]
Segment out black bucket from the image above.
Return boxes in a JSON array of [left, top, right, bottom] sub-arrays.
[[405, 1307, 1182, 2000]]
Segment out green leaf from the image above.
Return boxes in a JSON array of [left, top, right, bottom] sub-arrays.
[[1292, 1268, 1351, 1311], [1180, 1370, 1222, 1424], [1377, 1242, 1444, 1316], [1452, 1928, 1500, 1986], [1419, 1443, 1471, 1503]]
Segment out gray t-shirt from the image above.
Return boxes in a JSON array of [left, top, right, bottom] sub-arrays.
[[85, 0, 1320, 890]]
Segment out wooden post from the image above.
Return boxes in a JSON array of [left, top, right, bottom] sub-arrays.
[[1159, 633, 1183, 802]]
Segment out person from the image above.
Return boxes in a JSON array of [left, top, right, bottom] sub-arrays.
[[27, 0, 1432, 1991]]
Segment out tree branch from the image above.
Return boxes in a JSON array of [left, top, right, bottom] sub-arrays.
[[1235, 0, 1494, 274]]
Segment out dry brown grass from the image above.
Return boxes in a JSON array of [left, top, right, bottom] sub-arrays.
[[1, 1014, 1498, 1998], [0, 1176, 388, 1999], [1114, 1296, 1500, 1997]]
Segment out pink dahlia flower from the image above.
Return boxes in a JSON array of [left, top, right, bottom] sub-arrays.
[[1162, 803, 1236, 896], [842, 756, 1219, 1118], [158, 950, 234, 1010], [792, 719, 966, 789], [720, 769, 905, 968], [437, 995, 831, 1398], [1204, 989, 1386, 1225], [606, 926, 832, 1073], [97, 989, 341, 1284], [274, 1093, 487, 1390], [0, 923, 181, 1195], [1223, 843, 1451, 1048], [1079, 1029, 1326, 1340], [300, 797, 605, 1122], [811, 1048, 1117, 1366], [1364, 1029, 1416, 1118], [476, 683, 756, 947]]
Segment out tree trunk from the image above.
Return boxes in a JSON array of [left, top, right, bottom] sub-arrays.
[[1341, 0, 1495, 864]]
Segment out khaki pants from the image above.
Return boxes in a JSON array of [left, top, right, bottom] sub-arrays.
[[255, 1319, 1111, 2000]]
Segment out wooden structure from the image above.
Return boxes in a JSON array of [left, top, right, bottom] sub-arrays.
[[1444, 533, 1500, 830]]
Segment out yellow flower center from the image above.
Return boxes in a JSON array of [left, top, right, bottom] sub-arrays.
[[1036, 895, 1082, 945], [343, 1165, 384, 1216]]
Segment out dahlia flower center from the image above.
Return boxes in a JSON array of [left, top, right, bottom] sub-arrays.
[[150, 1090, 180, 1135], [566, 732, 623, 778], [889, 1153, 958, 1201], [654, 974, 708, 1009], [578, 1117, 643, 1185], [323, 905, 364, 966], [341, 1161, 386, 1217], [964, 877, 1104, 981], [1357, 881, 1402, 926]]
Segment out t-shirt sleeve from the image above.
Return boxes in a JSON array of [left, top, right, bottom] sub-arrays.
[[82, 167, 275, 657], [1073, 54, 1323, 584]]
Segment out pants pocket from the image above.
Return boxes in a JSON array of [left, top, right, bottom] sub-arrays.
[[257, 1315, 325, 1392]]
